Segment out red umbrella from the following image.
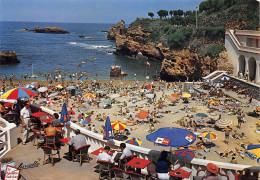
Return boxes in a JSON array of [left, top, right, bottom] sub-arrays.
[[68, 110, 75, 116], [175, 149, 195, 158], [4, 103, 13, 108], [137, 111, 149, 119]]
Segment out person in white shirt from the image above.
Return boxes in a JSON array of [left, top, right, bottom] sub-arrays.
[[97, 146, 113, 163], [20, 102, 32, 145], [119, 143, 132, 159]]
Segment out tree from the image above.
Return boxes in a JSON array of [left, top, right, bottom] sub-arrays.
[[169, 10, 174, 17], [157, 10, 168, 19], [148, 12, 154, 19]]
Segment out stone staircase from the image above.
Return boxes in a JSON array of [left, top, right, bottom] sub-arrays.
[[202, 71, 227, 82]]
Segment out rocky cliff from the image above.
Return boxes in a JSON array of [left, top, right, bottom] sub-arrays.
[[108, 20, 233, 81], [32, 27, 69, 34], [0, 51, 21, 65]]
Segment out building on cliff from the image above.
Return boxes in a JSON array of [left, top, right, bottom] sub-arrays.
[[225, 29, 260, 83]]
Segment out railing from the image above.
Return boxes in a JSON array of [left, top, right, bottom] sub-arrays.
[[202, 71, 227, 80], [0, 117, 17, 158], [226, 29, 260, 55]]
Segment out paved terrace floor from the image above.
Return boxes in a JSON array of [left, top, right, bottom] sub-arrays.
[[3, 126, 99, 180]]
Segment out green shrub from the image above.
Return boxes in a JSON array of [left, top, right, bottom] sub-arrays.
[[190, 39, 201, 50], [168, 31, 187, 49], [199, 44, 224, 57]]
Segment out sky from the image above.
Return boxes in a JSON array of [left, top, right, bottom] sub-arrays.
[[0, 0, 204, 24]]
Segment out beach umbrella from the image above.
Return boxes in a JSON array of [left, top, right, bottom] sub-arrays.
[[145, 94, 154, 99], [1, 87, 38, 100], [182, 93, 191, 98], [171, 94, 180, 98], [175, 149, 195, 158], [47, 99, 55, 105], [111, 120, 127, 130], [68, 110, 75, 116], [137, 111, 149, 119], [140, 89, 147, 93], [154, 103, 164, 108], [66, 86, 75, 90], [208, 112, 219, 120], [221, 76, 230, 81], [77, 80, 83, 84], [196, 113, 208, 118], [214, 83, 224, 87], [168, 96, 178, 102], [38, 87, 48, 92], [81, 114, 91, 125], [60, 103, 70, 123], [39, 100, 46, 104], [25, 84, 35, 89], [204, 79, 212, 83], [104, 116, 114, 140], [56, 84, 63, 89], [103, 99, 112, 104], [84, 93, 96, 99], [230, 103, 240, 108], [48, 92, 58, 98], [146, 127, 196, 147], [215, 119, 232, 128], [242, 144, 260, 164], [109, 94, 120, 98], [201, 131, 217, 140], [96, 90, 103, 94], [150, 82, 156, 85], [207, 100, 220, 106], [31, 112, 49, 120], [125, 138, 142, 146], [126, 85, 133, 88], [31, 82, 38, 85]]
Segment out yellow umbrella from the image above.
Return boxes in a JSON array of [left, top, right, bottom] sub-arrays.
[[182, 93, 191, 98], [111, 120, 127, 130], [84, 93, 96, 98]]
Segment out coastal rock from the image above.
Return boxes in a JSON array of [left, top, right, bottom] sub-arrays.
[[107, 20, 127, 40], [32, 27, 69, 34], [0, 51, 21, 65]]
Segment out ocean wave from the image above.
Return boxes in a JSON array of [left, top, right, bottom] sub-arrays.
[[68, 42, 114, 50]]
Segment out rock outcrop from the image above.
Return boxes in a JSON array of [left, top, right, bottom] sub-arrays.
[[32, 27, 69, 34], [107, 20, 127, 40], [0, 51, 21, 64]]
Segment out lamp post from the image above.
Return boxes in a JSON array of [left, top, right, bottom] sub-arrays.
[[196, 6, 198, 28]]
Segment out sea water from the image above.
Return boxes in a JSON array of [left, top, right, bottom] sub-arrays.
[[0, 21, 161, 81]]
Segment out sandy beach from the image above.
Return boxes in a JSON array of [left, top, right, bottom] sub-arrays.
[[1, 79, 260, 166]]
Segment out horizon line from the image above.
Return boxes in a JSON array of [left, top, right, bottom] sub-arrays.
[[0, 20, 119, 25]]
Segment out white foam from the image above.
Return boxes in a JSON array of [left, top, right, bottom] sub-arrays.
[[68, 42, 114, 50], [68, 42, 77, 45], [92, 45, 112, 49]]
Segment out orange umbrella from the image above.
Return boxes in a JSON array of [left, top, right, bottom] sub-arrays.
[[168, 96, 178, 102], [137, 111, 149, 119], [171, 94, 180, 98]]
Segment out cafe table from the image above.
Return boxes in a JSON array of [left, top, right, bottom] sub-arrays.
[[169, 167, 192, 179], [126, 157, 152, 169], [91, 147, 115, 156], [60, 137, 71, 144]]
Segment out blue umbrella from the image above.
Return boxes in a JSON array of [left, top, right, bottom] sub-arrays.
[[60, 103, 70, 123], [204, 79, 212, 83], [80, 113, 91, 125], [25, 84, 35, 89], [104, 116, 114, 140], [146, 127, 196, 147], [221, 76, 230, 81]]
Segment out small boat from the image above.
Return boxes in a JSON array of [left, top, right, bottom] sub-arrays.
[[82, 61, 86, 64], [77, 65, 81, 67]]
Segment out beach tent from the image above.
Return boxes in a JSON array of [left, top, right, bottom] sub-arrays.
[[146, 127, 196, 147]]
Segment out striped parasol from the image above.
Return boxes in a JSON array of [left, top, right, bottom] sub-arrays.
[[230, 103, 240, 108], [125, 138, 142, 146], [154, 103, 164, 108], [202, 131, 217, 140], [207, 100, 220, 106], [204, 79, 212, 83], [1, 87, 38, 100], [126, 85, 133, 88], [214, 83, 224, 87], [175, 148, 195, 158], [84, 93, 96, 99], [168, 96, 178, 102], [215, 119, 232, 128], [140, 89, 147, 93], [56, 84, 63, 89], [111, 120, 127, 130]]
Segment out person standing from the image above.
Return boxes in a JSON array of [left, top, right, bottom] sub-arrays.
[[20, 102, 32, 145]]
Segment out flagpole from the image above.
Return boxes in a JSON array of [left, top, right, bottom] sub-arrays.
[[32, 64, 33, 76]]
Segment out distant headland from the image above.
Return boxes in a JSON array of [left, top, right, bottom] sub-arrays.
[[23, 27, 69, 34]]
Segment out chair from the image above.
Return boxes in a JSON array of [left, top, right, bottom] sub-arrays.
[[32, 129, 45, 148], [111, 167, 127, 180], [41, 146, 60, 167], [97, 160, 113, 180], [73, 144, 91, 166], [196, 163, 229, 180], [126, 171, 147, 180], [44, 135, 56, 148]]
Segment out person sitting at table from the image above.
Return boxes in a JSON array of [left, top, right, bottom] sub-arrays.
[[45, 123, 62, 136], [156, 151, 173, 173], [0, 100, 8, 117], [97, 146, 114, 163], [68, 129, 87, 161], [52, 113, 61, 126], [113, 143, 132, 164]]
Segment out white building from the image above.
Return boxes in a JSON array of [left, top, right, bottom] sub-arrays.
[[225, 29, 260, 83]]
